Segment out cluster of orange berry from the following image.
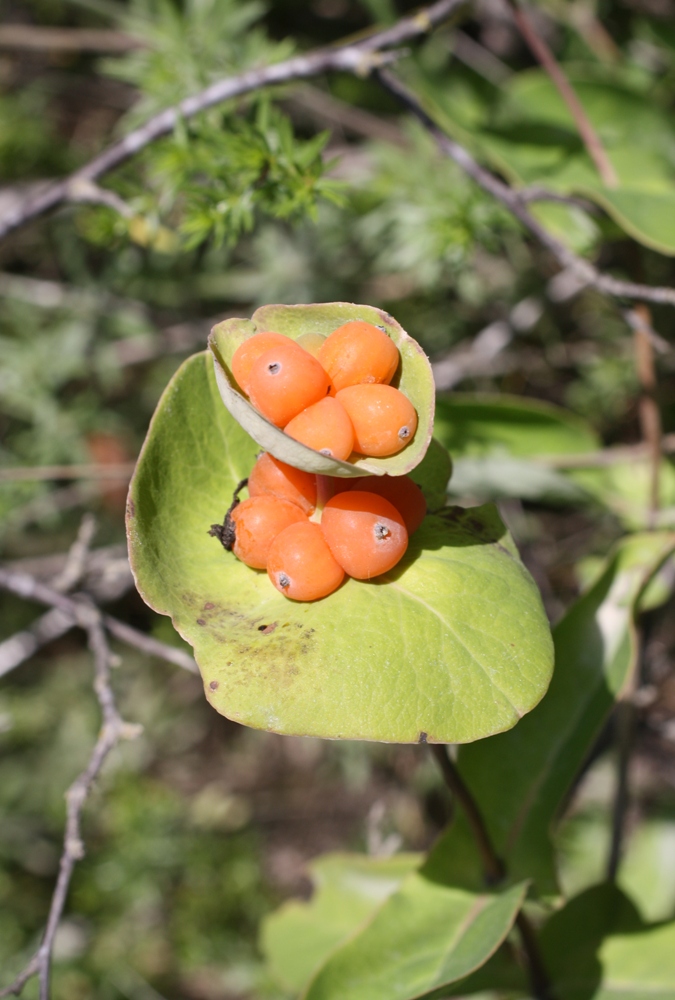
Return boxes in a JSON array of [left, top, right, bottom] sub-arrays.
[[211, 320, 424, 602], [231, 320, 418, 460], [221, 453, 426, 601]]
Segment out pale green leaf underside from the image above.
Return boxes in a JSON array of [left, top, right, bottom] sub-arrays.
[[303, 876, 528, 1000], [261, 852, 422, 993], [127, 352, 553, 743], [209, 301, 435, 478]]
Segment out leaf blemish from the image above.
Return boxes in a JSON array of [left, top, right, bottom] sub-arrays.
[[209, 680, 219, 690], [197, 618, 206, 626]]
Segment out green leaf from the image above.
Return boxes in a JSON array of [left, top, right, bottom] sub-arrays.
[[128, 352, 554, 743], [570, 460, 675, 530], [422, 68, 675, 253], [424, 531, 675, 897], [541, 884, 675, 999], [302, 874, 528, 1000], [261, 852, 422, 993], [209, 302, 435, 478], [434, 394, 600, 459]]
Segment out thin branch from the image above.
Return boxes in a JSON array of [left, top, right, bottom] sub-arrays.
[[0, 567, 198, 675], [0, 463, 136, 482], [0, 608, 140, 1000], [505, 0, 618, 188], [430, 745, 554, 1000], [518, 186, 597, 213], [0, 0, 467, 241], [373, 69, 675, 307], [0, 24, 143, 53], [629, 304, 663, 528], [430, 744, 504, 881], [52, 514, 98, 593]]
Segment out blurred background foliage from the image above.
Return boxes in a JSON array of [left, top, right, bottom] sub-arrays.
[[1, 0, 675, 995]]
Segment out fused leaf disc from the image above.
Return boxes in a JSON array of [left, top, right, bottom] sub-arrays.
[[209, 301, 435, 478], [127, 352, 554, 743]]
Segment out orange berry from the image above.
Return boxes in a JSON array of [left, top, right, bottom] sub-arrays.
[[231, 495, 306, 570], [248, 343, 330, 427], [284, 397, 355, 461], [268, 521, 345, 601], [321, 491, 408, 580], [248, 453, 317, 516], [342, 475, 426, 534], [295, 331, 326, 358], [318, 321, 399, 393], [231, 332, 293, 395], [335, 384, 418, 457]]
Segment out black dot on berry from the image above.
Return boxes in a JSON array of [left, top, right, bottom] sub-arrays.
[[267, 362, 281, 374], [398, 425, 410, 439], [320, 448, 332, 456], [278, 573, 290, 589], [374, 523, 391, 540]]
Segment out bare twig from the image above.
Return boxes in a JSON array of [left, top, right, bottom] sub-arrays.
[[629, 304, 663, 527], [431, 745, 554, 1000], [0, 24, 143, 53], [505, 0, 618, 188], [52, 514, 98, 593], [0, 567, 198, 675], [373, 69, 675, 307], [518, 186, 597, 213], [0, 463, 136, 482], [0, 607, 140, 1000], [0, 0, 466, 241], [0, 608, 74, 681]]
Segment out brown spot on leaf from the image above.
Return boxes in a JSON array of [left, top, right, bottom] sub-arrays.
[[127, 497, 135, 518], [418, 731, 428, 744], [203, 602, 215, 610], [260, 622, 279, 635], [209, 680, 219, 690], [196, 618, 206, 626]]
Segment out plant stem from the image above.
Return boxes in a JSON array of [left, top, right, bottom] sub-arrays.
[[505, 0, 618, 188], [431, 744, 555, 1000], [430, 744, 504, 882], [630, 305, 662, 529]]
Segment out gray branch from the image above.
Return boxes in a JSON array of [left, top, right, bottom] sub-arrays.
[[0, 0, 466, 241], [373, 68, 675, 307], [0, 566, 198, 674], [0, 606, 141, 1000]]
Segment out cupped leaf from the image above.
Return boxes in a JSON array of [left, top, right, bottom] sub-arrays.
[[208, 301, 435, 478], [302, 875, 528, 1000], [425, 531, 675, 898], [261, 852, 422, 994], [127, 352, 554, 743]]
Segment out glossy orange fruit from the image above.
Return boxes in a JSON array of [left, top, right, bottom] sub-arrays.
[[318, 321, 399, 393], [230, 495, 307, 570], [335, 384, 418, 457], [248, 343, 330, 427], [284, 397, 355, 461], [247, 452, 317, 516], [268, 521, 345, 601], [231, 332, 293, 395], [340, 474, 426, 534], [321, 491, 408, 579]]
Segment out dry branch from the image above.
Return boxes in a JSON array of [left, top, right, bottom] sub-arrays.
[[372, 68, 675, 307], [0, 607, 140, 1000], [0, 0, 466, 241]]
